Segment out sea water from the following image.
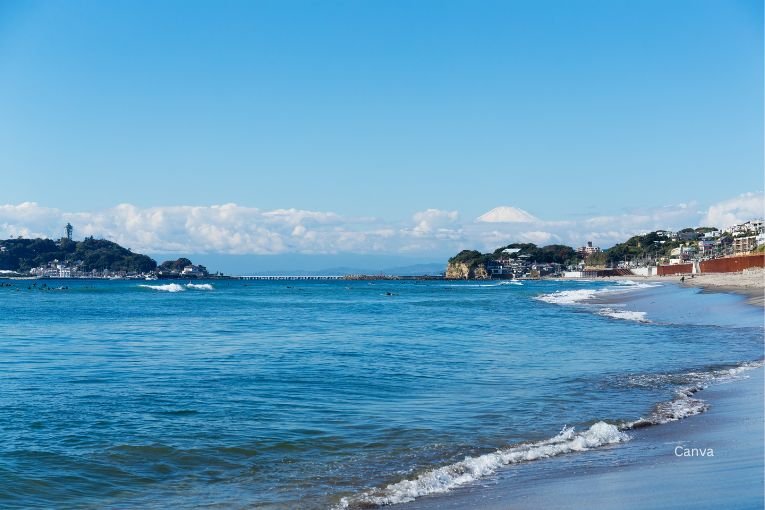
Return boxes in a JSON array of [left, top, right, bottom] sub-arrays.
[[0, 278, 761, 509]]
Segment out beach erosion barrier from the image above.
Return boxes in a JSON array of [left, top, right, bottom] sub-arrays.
[[658, 254, 765, 276], [658, 263, 694, 276], [699, 253, 765, 273]]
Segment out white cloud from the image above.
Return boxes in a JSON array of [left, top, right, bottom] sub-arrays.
[[476, 206, 538, 223], [0, 194, 761, 256], [701, 192, 764, 228], [519, 231, 555, 244], [410, 209, 459, 236]]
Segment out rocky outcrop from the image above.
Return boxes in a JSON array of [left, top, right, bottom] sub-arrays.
[[473, 265, 490, 279], [445, 262, 469, 279], [445, 261, 490, 280]]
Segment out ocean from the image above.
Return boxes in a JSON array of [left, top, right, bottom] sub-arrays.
[[0, 278, 762, 509]]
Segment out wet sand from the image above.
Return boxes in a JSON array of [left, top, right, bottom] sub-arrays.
[[398, 367, 764, 510], [680, 269, 764, 306], [601, 269, 765, 306]]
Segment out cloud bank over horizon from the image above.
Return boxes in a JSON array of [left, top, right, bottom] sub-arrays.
[[0, 193, 762, 257]]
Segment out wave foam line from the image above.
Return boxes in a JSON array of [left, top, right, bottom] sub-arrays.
[[446, 281, 523, 288], [626, 387, 709, 429], [624, 360, 763, 428], [139, 283, 186, 292], [138, 283, 214, 292], [535, 288, 600, 304], [337, 360, 763, 509], [186, 283, 214, 290], [614, 280, 661, 289], [337, 422, 628, 508], [536, 280, 660, 306], [597, 308, 649, 323]]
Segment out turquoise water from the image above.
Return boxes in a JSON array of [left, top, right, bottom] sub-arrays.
[[0, 278, 761, 509]]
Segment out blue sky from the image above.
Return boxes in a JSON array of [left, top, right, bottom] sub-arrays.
[[0, 1, 762, 270]]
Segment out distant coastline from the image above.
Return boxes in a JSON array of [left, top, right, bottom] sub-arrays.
[[2, 218, 763, 282], [0, 236, 215, 280]]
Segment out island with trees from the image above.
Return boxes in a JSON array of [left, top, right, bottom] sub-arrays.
[[0, 236, 210, 279]]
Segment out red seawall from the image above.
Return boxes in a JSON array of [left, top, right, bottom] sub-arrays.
[[699, 254, 765, 273], [657, 263, 693, 276], [657, 254, 765, 276]]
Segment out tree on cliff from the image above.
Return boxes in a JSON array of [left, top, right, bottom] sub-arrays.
[[448, 250, 490, 269], [492, 243, 578, 265]]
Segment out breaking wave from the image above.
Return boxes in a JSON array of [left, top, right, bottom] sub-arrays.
[[139, 283, 186, 292], [614, 280, 661, 289], [597, 308, 649, 323], [446, 281, 523, 288], [138, 283, 214, 292], [622, 360, 764, 428], [186, 283, 214, 290], [626, 388, 709, 428], [536, 288, 600, 304], [336, 359, 763, 509], [537, 280, 661, 306], [337, 422, 628, 508], [535, 281, 660, 323]]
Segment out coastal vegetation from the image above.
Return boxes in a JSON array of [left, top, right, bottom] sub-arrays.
[[495, 243, 578, 265], [159, 258, 193, 272], [158, 257, 209, 277], [446, 243, 579, 279], [448, 244, 578, 270], [445, 226, 739, 278], [603, 227, 720, 265], [0, 237, 156, 273]]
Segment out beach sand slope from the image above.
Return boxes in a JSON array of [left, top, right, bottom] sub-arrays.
[[681, 268, 765, 306]]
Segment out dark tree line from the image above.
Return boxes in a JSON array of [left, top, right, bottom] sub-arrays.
[[0, 237, 157, 273], [449, 243, 579, 269]]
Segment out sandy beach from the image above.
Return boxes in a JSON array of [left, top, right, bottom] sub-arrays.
[[603, 268, 765, 306], [679, 268, 765, 306]]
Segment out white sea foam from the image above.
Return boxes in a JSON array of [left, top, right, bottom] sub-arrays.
[[139, 283, 186, 292], [629, 389, 709, 427], [535, 288, 600, 304], [447, 281, 522, 288], [614, 279, 661, 289], [336, 422, 628, 508], [625, 384, 711, 429], [138, 283, 214, 292], [597, 308, 649, 323], [337, 360, 763, 509], [186, 283, 214, 290], [536, 281, 658, 323], [623, 360, 764, 428], [623, 360, 764, 392], [537, 279, 661, 305]]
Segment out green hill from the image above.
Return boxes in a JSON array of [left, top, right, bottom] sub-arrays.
[[0, 237, 157, 273]]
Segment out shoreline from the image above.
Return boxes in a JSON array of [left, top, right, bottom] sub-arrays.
[[387, 276, 764, 510], [397, 366, 764, 510], [601, 269, 765, 307], [680, 270, 764, 306]]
